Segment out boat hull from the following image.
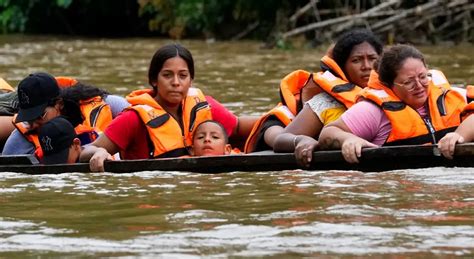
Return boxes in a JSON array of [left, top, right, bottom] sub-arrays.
[[1, 144, 474, 174]]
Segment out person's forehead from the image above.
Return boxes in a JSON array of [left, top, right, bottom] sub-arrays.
[[349, 42, 378, 57], [196, 122, 223, 133], [161, 57, 189, 70], [397, 58, 426, 78]]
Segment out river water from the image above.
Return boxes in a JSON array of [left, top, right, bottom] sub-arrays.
[[0, 36, 473, 257]]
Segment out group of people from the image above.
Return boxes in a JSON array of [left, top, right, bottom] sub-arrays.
[[1, 28, 473, 171]]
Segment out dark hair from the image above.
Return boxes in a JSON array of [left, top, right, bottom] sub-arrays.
[[60, 82, 108, 101], [377, 44, 426, 87], [55, 98, 83, 127], [58, 83, 108, 127], [332, 28, 383, 73], [193, 120, 229, 144], [148, 43, 195, 90]]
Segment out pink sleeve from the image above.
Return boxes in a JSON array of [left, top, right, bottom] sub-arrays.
[[206, 95, 238, 136], [341, 101, 391, 146]]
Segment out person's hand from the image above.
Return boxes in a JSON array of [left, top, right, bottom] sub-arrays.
[[438, 132, 464, 159], [294, 135, 318, 168], [341, 137, 378, 163], [89, 147, 113, 172]]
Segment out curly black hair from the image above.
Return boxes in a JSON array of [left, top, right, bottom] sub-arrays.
[[332, 28, 383, 73]]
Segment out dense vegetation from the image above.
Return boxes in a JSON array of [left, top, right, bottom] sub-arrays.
[[0, 0, 472, 45]]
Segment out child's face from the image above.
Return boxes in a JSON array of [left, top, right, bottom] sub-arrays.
[[192, 122, 231, 156]]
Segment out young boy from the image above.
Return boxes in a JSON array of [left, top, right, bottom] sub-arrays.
[[38, 116, 82, 164], [191, 120, 232, 156]]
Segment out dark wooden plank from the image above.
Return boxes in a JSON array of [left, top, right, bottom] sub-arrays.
[[104, 152, 298, 173], [0, 143, 473, 174], [0, 155, 39, 165]]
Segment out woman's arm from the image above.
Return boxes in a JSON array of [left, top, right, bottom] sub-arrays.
[[319, 118, 378, 163], [438, 114, 474, 159], [80, 110, 142, 171], [273, 105, 323, 152], [80, 134, 118, 172], [234, 115, 259, 137]]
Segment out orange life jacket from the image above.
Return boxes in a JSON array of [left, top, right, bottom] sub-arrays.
[[79, 96, 113, 133], [13, 115, 98, 160], [126, 88, 212, 158], [313, 55, 363, 108], [0, 78, 14, 93], [279, 69, 311, 115], [460, 85, 474, 121], [244, 70, 311, 153], [360, 70, 466, 146], [55, 76, 79, 88], [461, 102, 474, 121], [244, 104, 295, 153], [244, 56, 360, 153], [54, 76, 112, 133]]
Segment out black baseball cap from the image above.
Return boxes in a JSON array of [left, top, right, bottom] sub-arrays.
[[39, 116, 77, 164], [15, 72, 60, 123]]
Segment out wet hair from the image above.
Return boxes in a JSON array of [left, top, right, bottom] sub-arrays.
[[193, 120, 229, 144], [58, 82, 109, 127], [377, 44, 426, 87], [148, 43, 195, 91], [332, 29, 383, 73]]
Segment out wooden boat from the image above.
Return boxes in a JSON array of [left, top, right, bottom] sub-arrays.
[[1, 143, 474, 174]]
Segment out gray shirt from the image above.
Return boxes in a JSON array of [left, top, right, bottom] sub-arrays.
[[2, 94, 129, 155]]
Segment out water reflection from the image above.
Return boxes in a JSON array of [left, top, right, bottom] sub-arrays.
[[1, 168, 474, 256]]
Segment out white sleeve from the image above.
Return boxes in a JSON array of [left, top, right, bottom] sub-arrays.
[[305, 92, 344, 122]]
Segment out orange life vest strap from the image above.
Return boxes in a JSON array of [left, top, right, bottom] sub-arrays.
[[79, 96, 112, 133], [244, 104, 294, 153], [320, 55, 348, 81], [279, 70, 311, 115]]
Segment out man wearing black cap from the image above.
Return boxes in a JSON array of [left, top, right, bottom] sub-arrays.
[[2, 72, 63, 156], [15, 72, 61, 125], [2, 72, 126, 158], [38, 116, 82, 164]]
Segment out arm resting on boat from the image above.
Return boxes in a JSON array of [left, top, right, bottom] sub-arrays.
[[273, 105, 324, 152], [274, 133, 319, 168], [80, 134, 118, 172], [319, 119, 377, 163], [438, 114, 474, 159]]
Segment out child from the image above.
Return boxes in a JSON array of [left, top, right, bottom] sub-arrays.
[[191, 120, 232, 156], [38, 116, 82, 164]]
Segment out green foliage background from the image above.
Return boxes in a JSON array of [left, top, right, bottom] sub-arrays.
[[0, 0, 312, 38], [1, 0, 468, 44]]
